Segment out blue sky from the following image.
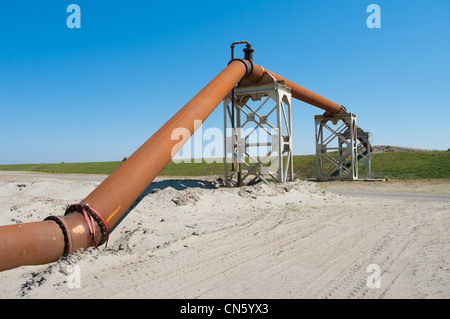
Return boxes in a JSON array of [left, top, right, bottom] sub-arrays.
[[0, 0, 449, 164]]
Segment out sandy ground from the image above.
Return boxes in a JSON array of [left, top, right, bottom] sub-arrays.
[[0, 172, 449, 299]]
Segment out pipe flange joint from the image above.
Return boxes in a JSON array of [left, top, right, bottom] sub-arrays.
[[44, 215, 73, 257], [228, 59, 253, 78]]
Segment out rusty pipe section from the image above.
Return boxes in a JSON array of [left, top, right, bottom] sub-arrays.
[[0, 220, 65, 271], [0, 60, 248, 272], [248, 63, 373, 151], [0, 213, 102, 271], [248, 63, 343, 114]]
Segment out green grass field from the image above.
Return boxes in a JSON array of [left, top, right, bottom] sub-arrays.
[[0, 151, 448, 179]]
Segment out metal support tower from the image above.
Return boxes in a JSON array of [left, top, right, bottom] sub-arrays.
[[223, 72, 294, 186], [315, 111, 372, 180], [315, 111, 359, 180]]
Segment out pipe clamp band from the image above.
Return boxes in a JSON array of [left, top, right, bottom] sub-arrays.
[[65, 203, 110, 247], [228, 59, 253, 78], [44, 215, 73, 257]]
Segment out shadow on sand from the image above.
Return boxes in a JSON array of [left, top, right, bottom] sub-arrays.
[[111, 178, 223, 232]]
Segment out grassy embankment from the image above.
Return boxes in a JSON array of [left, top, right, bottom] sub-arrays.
[[0, 151, 448, 180]]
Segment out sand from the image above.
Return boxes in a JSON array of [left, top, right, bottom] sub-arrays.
[[0, 172, 449, 299]]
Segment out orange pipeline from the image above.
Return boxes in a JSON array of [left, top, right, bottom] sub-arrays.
[[0, 54, 369, 272], [248, 63, 373, 151], [248, 63, 343, 114], [0, 60, 248, 272]]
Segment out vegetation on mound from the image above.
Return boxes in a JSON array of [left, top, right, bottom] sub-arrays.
[[0, 151, 448, 180]]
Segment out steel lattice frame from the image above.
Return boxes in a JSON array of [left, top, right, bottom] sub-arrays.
[[223, 73, 294, 186], [315, 111, 359, 180]]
